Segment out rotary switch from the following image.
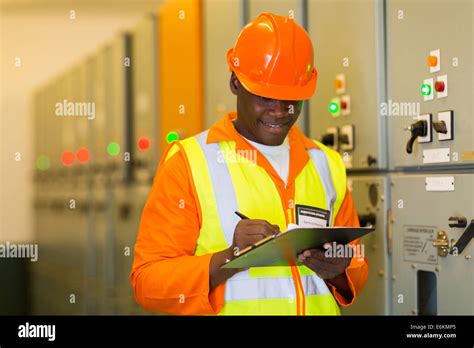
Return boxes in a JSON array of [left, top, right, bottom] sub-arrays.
[[321, 133, 335, 147], [432, 120, 447, 134], [404, 120, 428, 154]]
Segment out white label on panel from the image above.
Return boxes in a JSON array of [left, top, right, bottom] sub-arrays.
[[422, 147, 450, 163], [403, 225, 438, 264], [425, 176, 454, 192], [347, 178, 353, 192], [342, 152, 353, 168]]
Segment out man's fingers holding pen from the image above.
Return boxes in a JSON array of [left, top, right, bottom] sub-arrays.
[[237, 219, 280, 236], [240, 219, 280, 232], [232, 219, 280, 252]]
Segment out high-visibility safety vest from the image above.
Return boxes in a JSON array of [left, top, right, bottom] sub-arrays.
[[165, 130, 347, 315]]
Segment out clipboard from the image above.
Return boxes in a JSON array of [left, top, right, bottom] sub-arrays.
[[221, 226, 375, 269]]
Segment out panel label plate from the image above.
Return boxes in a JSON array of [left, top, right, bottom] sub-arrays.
[[422, 148, 450, 163], [425, 176, 455, 191], [403, 225, 438, 264]]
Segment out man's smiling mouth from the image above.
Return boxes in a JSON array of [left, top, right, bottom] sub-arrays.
[[259, 119, 290, 130]]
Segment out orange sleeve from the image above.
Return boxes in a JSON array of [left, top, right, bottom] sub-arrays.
[[328, 187, 369, 307], [130, 144, 225, 315]]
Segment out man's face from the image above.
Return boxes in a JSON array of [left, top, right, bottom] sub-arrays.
[[230, 73, 303, 146]]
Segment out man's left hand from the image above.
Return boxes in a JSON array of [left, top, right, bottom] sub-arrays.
[[297, 242, 351, 280]]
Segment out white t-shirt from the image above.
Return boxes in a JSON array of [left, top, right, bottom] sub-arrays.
[[243, 135, 290, 185]]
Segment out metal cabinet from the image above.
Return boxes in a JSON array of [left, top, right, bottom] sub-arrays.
[[386, 0, 473, 169], [390, 173, 474, 315], [308, 0, 387, 170], [342, 175, 392, 315]]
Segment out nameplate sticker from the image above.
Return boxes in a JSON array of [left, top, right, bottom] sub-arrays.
[[422, 148, 450, 164], [295, 205, 330, 228], [425, 176, 454, 192]]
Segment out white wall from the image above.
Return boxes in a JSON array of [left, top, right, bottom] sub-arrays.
[[0, 1, 161, 242]]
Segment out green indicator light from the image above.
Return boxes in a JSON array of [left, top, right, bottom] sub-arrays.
[[107, 142, 120, 156], [328, 102, 339, 114], [421, 84, 431, 96], [36, 155, 50, 171], [166, 131, 179, 143]]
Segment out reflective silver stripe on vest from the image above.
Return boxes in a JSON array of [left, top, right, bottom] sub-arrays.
[[307, 148, 337, 226], [195, 135, 335, 302], [224, 270, 331, 301], [195, 131, 239, 247]]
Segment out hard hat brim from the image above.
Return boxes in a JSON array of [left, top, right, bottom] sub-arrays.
[[233, 68, 318, 101]]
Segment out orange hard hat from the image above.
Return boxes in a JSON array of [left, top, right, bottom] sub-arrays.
[[227, 12, 317, 101]]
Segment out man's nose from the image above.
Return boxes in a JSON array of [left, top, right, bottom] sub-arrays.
[[268, 100, 291, 115]]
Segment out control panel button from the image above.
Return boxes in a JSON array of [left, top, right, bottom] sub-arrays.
[[435, 75, 448, 98], [427, 55, 438, 67], [435, 80, 445, 92], [334, 73, 345, 94], [429, 49, 441, 73], [422, 78, 434, 101]]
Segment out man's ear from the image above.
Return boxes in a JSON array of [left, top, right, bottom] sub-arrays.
[[229, 72, 240, 96]]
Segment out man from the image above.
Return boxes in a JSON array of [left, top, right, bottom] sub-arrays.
[[131, 13, 368, 315]]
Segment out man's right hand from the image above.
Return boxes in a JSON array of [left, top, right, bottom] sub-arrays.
[[231, 219, 280, 256], [209, 219, 280, 290]]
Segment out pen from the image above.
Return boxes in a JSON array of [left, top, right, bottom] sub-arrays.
[[232, 211, 278, 257], [235, 211, 279, 238], [235, 211, 250, 220]]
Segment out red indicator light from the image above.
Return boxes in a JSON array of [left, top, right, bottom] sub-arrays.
[[61, 151, 75, 166], [341, 101, 348, 110], [76, 147, 90, 163], [435, 81, 445, 92], [137, 136, 151, 151]]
